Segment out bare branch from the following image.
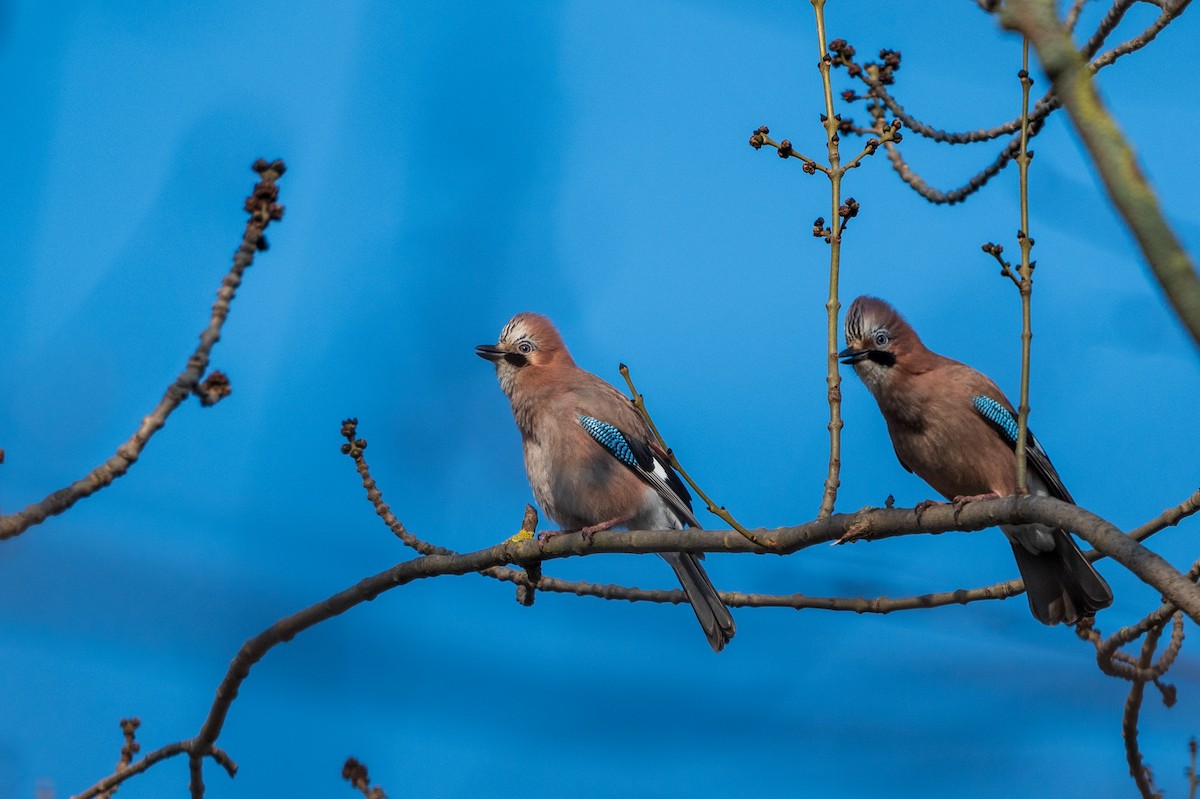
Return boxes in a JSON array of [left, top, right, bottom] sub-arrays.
[[348, 432, 1200, 616], [1001, 0, 1200, 348], [1013, 43, 1036, 495], [1129, 487, 1200, 542], [747, 126, 829, 174], [74, 479, 1200, 796], [1, 160, 287, 540], [71, 740, 235, 799], [191, 494, 1200, 765], [1122, 623, 1165, 799], [858, 0, 1186, 204], [94, 718, 140, 799], [617, 365, 762, 545], [73, 742, 189, 799]]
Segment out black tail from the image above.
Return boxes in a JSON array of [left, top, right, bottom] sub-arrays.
[[1009, 530, 1113, 625], [661, 552, 736, 652]]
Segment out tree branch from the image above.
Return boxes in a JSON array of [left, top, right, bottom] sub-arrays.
[[1, 159, 287, 541], [1122, 622, 1165, 799], [71, 740, 235, 799], [190, 497, 1200, 763], [1000, 0, 1200, 349], [855, 0, 1185, 204], [350, 424, 1200, 615], [75, 485, 1200, 796]]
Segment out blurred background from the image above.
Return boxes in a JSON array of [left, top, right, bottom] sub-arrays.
[[1, 1, 1198, 796]]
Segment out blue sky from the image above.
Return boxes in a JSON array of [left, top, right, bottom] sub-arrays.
[[2, 1, 1198, 797]]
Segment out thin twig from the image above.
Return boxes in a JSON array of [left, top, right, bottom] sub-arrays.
[[1081, 608, 1187, 682], [853, 0, 1186, 204], [71, 741, 236, 799], [616, 365, 763, 545], [96, 718, 140, 799], [1001, 0, 1200, 349], [1014, 41, 1035, 494], [863, 0, 1156, 145], [1079, 558, 1197, 682], [1128, 487, 1200, 542], [982, 242, 1022, 288], [814, 0, 844, 520], [1064, 0, 1089, 31], [747, 126, 830, 174], [753, 23, 901, 520], [1122, 623, 1164, 799], [1, 159, 286, 540], [1091, 7, 1182, 70], [1080, 0, 1138, 65]]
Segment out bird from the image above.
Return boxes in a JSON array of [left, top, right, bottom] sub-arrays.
[[838, 295, 1112, 625], [476, 312, 735, 651]]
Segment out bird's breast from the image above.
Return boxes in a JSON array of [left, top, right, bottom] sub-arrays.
[[887, 407, 1017, 499]]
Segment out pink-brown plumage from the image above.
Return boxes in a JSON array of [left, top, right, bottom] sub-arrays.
[[841, 296, 1111, 625], [478, 312, 735, 650]]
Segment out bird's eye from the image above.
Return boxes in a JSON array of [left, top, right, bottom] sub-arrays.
[[517, 341, 534, 354], [873, 330, 890, 348]]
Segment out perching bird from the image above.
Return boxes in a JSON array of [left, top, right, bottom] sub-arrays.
[[477, 312, 735, 651], [839, 296, 1112, 625]]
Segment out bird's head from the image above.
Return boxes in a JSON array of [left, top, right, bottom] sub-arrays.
[[476, 312, 574, 397], [839, 296, 920, 392]]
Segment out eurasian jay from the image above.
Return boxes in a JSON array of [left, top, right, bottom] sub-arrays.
[[839, 296, 1112, 625], [477, 312, 736, 651]]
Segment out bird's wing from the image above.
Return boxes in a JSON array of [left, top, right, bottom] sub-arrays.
[[970, 395, 1074, 503], [577, 414, 701, 528]]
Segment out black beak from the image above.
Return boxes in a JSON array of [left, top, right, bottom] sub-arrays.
[[476, 344, 529, 367], [838, 347, 868, 365], [475, 344, 505, 362]]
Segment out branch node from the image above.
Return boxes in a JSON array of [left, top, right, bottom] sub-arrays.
[[511, 505, 543, 606], [194, 371, 232, 407]]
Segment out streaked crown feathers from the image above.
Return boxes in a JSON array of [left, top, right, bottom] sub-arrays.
[[498, 312, 565, 355], [844, 295, 907, 349]]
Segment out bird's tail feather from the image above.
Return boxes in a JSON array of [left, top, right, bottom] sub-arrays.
[[661, 552, 736, 652], [1009, 529, 1113, 625]]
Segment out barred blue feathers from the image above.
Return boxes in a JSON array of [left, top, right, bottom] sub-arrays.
[[579, 415, 637, 467], [972, 395, 1019, 444]]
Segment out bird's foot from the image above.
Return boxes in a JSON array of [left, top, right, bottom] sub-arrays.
[[578, 516, 628, 545], [537, 529, 567, 545], [914, 498, 945, 523], [950, 492, 1000, 521]]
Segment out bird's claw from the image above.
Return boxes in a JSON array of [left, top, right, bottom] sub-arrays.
[[538, 527, 599, 547], [914, 499, 944, 523], [577, 516, 624, 546], [537, 529, 565, 545], [950, 492, 1000, 522]]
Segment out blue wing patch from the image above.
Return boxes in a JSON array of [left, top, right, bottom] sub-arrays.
[[972, 395, 1019, 444], [579, 416, 638, 467]]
